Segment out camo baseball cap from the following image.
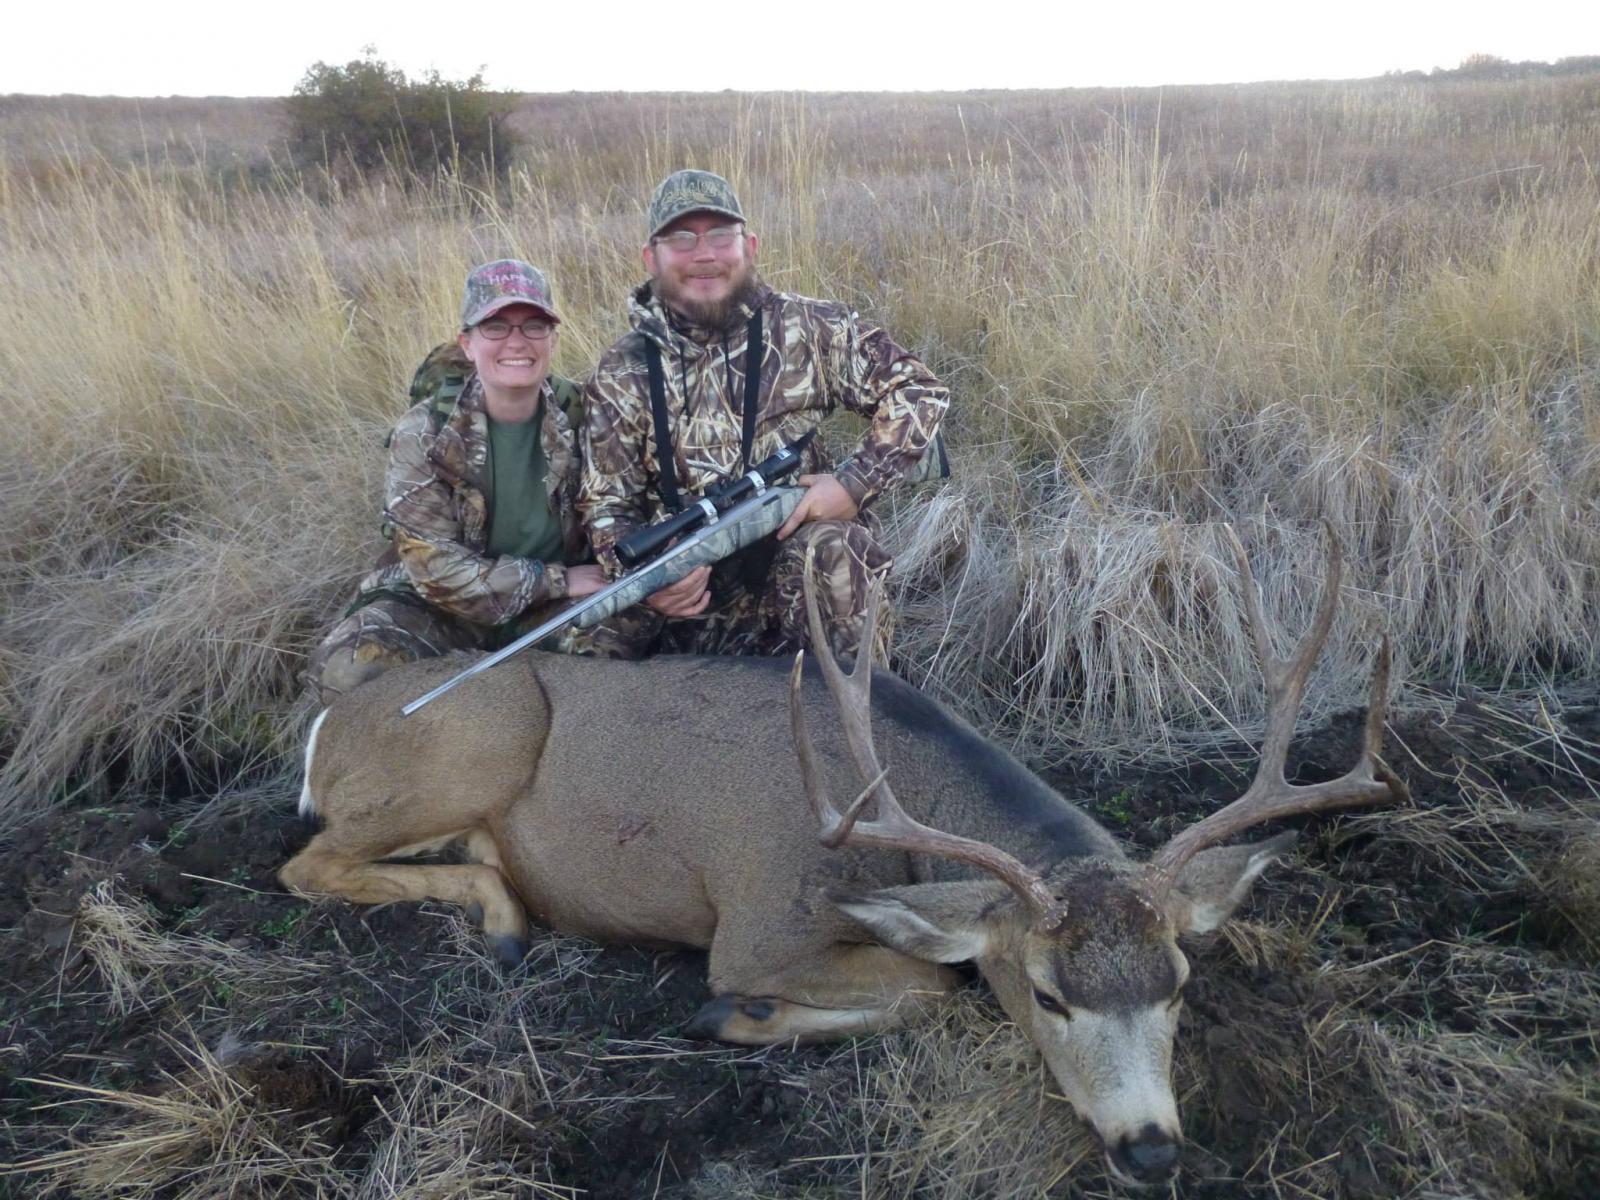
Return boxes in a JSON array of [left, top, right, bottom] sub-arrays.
[[460, 259, 561, 328], [646, 169, 745, 240]]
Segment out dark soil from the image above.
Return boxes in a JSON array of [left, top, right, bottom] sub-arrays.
[[2, 692, 1597, 1198]]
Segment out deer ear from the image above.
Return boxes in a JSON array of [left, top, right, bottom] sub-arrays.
[[829, 880, 1008, 964], [1170, 831, 1298, 934]]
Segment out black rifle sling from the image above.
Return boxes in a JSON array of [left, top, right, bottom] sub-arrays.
[[643, 310, 764, 516], [727, 309, 778, 596], [644, 339, 682, 513], [739, 308, 762, 475]]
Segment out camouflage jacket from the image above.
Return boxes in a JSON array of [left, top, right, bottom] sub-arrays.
[[355, 343, 586, 626], [581, 281, 949, 573]]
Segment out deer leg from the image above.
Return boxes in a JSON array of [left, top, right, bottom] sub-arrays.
[[687, 943, 959, 1044], [280, 833, 530, 965]]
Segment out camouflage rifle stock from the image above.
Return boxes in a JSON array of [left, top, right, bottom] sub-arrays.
[[400, 483, 803, 716], [400, 425, 947, 713]]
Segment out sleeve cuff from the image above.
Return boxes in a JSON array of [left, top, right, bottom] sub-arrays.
[[542, 561, 569, 601], [835, 462, 875, 508]]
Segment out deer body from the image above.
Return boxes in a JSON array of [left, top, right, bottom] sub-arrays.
[[285, 534, 1403, 1188], [298, 651, 1117, 957]]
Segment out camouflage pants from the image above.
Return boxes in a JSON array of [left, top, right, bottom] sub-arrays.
[[654, 518, 893, 665], [304, 590, 655, 705]]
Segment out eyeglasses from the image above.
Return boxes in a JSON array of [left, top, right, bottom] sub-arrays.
[[652, 224, 744, 254], [475, 317, 554, 341]]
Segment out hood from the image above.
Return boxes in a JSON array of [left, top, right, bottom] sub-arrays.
[[628, 278, 774, 361]]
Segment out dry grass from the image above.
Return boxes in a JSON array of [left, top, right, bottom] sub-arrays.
[[353, 1033, 578, 1200], [1, 76, 1599, 1196], [73, 880, 314, 1015], [3, 78, 1599, 815], [843, 990, 1104, 1198], [819, 727, 1600, 1199], [2, 881, 612, 1199], [11, 1035, 341, 1199], [3, 696, 1597, 1197]]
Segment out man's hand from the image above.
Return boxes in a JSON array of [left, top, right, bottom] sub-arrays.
[[777, 474, 860, 540], [564, 565, 607, 599], [646, 564, 712, 617]]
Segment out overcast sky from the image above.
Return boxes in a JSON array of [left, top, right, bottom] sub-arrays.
[[4, 0, 1596, 95]]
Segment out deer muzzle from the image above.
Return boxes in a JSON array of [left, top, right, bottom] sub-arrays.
[[1107, 1123, 1183, 1186]]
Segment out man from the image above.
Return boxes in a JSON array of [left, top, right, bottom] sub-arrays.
[[308, 259, 609, 702], [581, 170, 949, 662]]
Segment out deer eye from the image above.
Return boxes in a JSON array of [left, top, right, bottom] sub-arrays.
[[1033, 987, 1070, 1018]]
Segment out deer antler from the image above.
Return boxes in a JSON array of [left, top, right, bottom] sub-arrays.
[[789, 551, 1065, 927], [1147, 524, 1407, 887]]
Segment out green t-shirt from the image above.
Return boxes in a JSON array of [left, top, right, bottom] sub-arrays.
[[485, 404, 564, 565]]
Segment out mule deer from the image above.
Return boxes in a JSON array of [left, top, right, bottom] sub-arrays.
[[282, 529, 1405, 1187]]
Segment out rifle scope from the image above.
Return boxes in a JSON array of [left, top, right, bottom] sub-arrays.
[[615, 441, 807, 568]]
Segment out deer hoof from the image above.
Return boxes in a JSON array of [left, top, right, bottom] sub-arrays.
[[486, 932, 528, 967], [683, 994, 737, 1040], [466, 902, 484, 924], [684, 994, 778, 1041]]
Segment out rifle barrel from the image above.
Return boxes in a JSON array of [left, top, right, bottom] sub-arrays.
[[399, 484, 797, 716], [398, 581, 619, 716]]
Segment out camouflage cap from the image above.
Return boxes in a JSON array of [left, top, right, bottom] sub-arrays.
[[646, 170, 745, 240], [460, 259, 562, 328]]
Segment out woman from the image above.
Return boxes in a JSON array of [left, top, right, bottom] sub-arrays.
[[308, 259, 617, 702]]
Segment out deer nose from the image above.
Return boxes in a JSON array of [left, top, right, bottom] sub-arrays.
[[1111, 1125, 1181, 1184]]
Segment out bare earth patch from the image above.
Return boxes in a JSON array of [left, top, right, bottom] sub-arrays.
[[2, 693, 1597, 1198]]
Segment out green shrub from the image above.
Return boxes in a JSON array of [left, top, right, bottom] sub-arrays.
[[287, 51, 518, 180]]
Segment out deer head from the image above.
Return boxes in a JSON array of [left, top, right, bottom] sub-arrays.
[[790, 528, 1406, 1187]]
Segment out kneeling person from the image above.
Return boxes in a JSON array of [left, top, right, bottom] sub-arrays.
[[582, 170, 950, 664], [309, 260, 609, 703]]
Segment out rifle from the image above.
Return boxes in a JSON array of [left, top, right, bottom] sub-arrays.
[[401, 439, 810, 715]]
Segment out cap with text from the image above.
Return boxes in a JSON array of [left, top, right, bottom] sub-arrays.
[[460, 259, 561, 328]]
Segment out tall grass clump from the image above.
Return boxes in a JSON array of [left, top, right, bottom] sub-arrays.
[[1, 75, 1599, 816], [0, 164, 564, 814]]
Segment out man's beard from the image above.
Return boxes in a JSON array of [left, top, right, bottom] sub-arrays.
[[656, 262, 762, 333]]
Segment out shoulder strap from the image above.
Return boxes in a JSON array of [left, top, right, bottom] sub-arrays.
[[643, 340, 682, 513], [407, 342, 473, 433], [740, 309, 762, 474], [642, 310, 765, 515], [549, 374, 582, 424], [385, 343, 468, 447]]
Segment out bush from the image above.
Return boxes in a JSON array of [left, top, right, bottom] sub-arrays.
[[287, 51, 519, 180]]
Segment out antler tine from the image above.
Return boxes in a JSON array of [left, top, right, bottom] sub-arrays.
[[800, 549, 879, 786], [1230, 521, 1343, 779], [792, 551, 1062, 924], [1149, 525, 1404, 885], [789, 650, 889, 847], [1362, 634, 1410, 802]]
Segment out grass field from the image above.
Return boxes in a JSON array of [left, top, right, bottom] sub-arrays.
[[3, 75, 1599, 798], [1, 74, 1599, 1197]]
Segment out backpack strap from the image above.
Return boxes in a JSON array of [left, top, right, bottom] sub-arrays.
[[428, 378, 470, 432], [643, 339, 683, 514], [642, 311, 764, 515], [548, 374, 583, 427], [739, 308, 762, 476], [400, 342, 474, 436]]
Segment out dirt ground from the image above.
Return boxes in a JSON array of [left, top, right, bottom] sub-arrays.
[[2, 691, 1597, 1199]]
